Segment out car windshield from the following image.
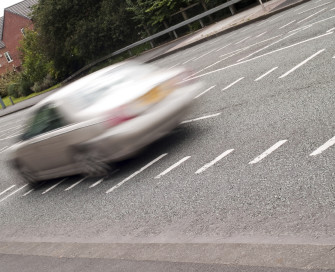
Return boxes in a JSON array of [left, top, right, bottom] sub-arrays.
[[71, 64, 154, 110]]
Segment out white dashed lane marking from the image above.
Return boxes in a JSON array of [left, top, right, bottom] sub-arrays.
[[0, 146, 9, 153], [298, 2, 332, 14], [255, 67, 278, 81], [255, 31, 267, 38], [22, 189, 34, 197], [196, 149, 234, 174], [237, 32, 299, 62], [183, 56, 197, 64], [249, 140, 288, 164], [192, 48, 217, 62], [65, 177, 86, 191], [43, 178, 67, 194], [235, 36, 251, 45], [195, 85, 216, 99], [181, 113, 221, 124], [0, 185, 27, 203], [279, 20, 296, 29], [222, 77, 244, 91], [0, 133, 22, 141], [216, 43, 232, 52], [155, 156, 191, 179], [297, 8, 327, 24], [310, 136, 335, 156], [279, 49, 325, 78], [106, 153, 167, 194], [167, 63, 181, 70], [0, 185, 15, 197], [89, 178, 104, 188], [185, 32, 332, 81]]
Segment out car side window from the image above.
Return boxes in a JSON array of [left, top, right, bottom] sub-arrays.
[[21, 105, 67, 140]]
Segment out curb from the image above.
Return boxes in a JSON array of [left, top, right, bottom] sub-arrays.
[[146, 0, 313, 64], [0, 241, 334, 269]]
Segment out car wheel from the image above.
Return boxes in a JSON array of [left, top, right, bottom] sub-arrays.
[[17, 163, 39, 188], [73, 150, 112, 177]]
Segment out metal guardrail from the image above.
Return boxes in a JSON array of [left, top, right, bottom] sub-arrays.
[[63, 0, 243, 83]]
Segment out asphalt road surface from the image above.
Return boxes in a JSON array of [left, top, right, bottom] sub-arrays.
[[0, 0, 335, 270]]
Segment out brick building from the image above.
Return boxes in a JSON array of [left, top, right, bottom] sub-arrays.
[[0, 0, 38, 75]]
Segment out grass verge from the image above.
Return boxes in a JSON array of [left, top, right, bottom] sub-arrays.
[[2, 83, 61, 107]]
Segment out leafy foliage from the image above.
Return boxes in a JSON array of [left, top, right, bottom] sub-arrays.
[[32, 0, 138, 78], [19, 29, 56, 85], [12, 0, 256, 99]]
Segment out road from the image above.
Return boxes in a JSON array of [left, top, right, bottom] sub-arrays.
[[0, 0, 335, 270]]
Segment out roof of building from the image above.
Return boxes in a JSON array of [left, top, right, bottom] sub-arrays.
[[5, 0, 38, 19], [0, 0, 38, 48]]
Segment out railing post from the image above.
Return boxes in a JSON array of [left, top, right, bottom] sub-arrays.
[[229, 5, 237, 15], [0, 96, 6, 109], [258, 0, 266, 11]]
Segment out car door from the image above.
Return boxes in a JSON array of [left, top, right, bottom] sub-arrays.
[[20, 104, 72, 173]]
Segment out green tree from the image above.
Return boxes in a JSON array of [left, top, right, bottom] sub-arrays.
[[33, 0, 138, 78], [19, 29, 55, 84]]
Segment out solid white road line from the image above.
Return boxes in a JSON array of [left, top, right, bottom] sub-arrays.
[[0, 184, 27, 203], [185, 32, 332, 81], [279, 49, 325, 78], [238, 31, 299, 62], [22, 189, 34, 197], [256, 31, 267, 38], [0, 146, 8, 153], [196, 149, 234, 174], [288, 24, 313, 34], [279, 20, 296, 29], [183, 56, 197, 64], [333, 55, 335, 59], [193, 48, 217, 61], [327, 27, 335, 33], [298, 2, 331, 14], [0, 185, 15, 197], [167, 63, 181, 70], [106, 153, 167, 193], [216, 43, 232, 52], [297, 8, 327, 24], [187, 50, 244, 78], [0, 125, 23, 133], [222, 77, 244, 91], [255, 67, 278, 81], [310, 136, 335, 156], [65, 177, 86, 191], [90, 178, 104, 188], [0, 133, 22, 141], [155, 156, 191, 179], [306, 14, 335, 27], [235, 36, 251, 45], [42, 178, 67, 194], [331, 7, 335, 11], [249, 140, 287, 164], [195, 85, 216, 99], [218, 34, 282, 58], [181, 113, 221, 124]]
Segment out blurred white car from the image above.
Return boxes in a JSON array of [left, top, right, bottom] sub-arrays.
[[7, 62, 202, 186]]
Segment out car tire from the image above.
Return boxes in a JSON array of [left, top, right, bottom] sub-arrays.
[[17, 162, 39, 188], [73, 150, 112, 177]]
